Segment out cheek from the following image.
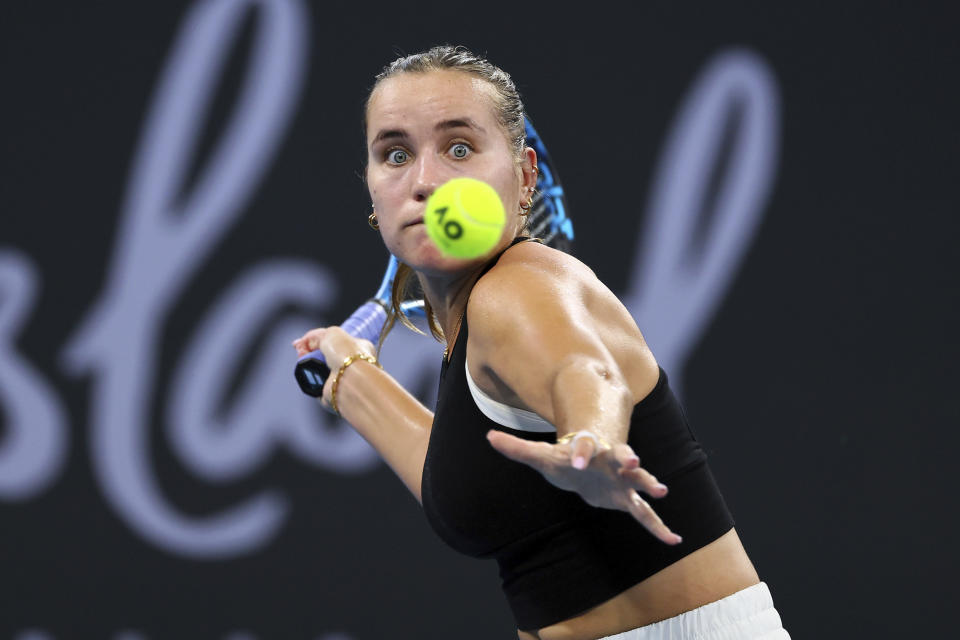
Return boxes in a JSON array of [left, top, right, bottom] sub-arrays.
[[368, 169, 401, 202], [367, 177, 390, 211], [493, 166, 522, 208]]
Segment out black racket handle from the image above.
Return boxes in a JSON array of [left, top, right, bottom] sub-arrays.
[[294, 357, 331, 398]]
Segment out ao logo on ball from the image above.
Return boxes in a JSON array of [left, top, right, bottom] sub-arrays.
[[424, 178, 506, 259]]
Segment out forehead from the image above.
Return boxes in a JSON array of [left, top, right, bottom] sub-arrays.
[[366, 70, 500, 138]]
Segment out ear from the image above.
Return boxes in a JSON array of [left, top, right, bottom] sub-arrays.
[[518, 146, 538, 201]]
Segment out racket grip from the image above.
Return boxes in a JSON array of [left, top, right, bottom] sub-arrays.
[[294, 300, 389, 397]]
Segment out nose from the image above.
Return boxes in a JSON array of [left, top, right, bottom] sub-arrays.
[[411, 154, 445, 202]]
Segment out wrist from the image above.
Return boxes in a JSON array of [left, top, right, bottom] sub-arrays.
[[330, 352, 382, 416]]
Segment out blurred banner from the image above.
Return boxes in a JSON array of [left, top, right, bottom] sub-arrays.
[[1, 1, 957, 638]]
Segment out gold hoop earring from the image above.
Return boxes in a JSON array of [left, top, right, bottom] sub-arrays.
[[519, 199, 532, 216], [368, 211, 379, 230]]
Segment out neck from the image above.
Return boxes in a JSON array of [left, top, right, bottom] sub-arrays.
[[417, 232, 522, 352], [418, 269, 483, 352]]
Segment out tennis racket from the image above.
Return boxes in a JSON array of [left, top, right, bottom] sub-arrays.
[[295, 118, 573, 397]]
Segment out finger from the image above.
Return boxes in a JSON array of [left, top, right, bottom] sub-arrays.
[[292, 336, 305, 354], [618, 465, 669, 498], [613, 444, 641, 470], [487, 430, 558, 471], [293, 328, 327, 355], [293, 330, 313, 345], [294, 340, 313, 357], [570, 436, 597, 470], [626, 491, 682, 545], [305, 329, 326, 352]]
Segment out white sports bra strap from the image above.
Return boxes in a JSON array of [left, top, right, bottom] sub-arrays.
[[464, 357, 556, 433]]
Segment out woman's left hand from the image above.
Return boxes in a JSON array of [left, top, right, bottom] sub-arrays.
[[486, 430, 683, 545]]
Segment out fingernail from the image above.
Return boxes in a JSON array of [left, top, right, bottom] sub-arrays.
[[673, 534, 683, 544], [656, 482, 668, 491], [572, 456, 587, 470]]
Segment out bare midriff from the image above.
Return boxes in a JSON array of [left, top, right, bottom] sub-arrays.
[[517, 529, 760, 640]]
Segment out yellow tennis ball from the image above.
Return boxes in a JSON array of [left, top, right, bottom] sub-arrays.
[[424, 177, 506, 259]]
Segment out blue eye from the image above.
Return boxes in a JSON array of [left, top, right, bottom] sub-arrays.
[[386, 149, 409, 164], [450, 143, 471, 159]]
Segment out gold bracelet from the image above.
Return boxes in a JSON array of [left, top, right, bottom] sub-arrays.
[[330, 353, 382, 416], [556, 430, 612, 450]]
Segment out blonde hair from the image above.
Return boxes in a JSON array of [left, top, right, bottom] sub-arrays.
[[365, 46, 528, 346]]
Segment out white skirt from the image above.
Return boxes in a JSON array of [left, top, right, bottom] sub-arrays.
[[600, 582, 789, 640]]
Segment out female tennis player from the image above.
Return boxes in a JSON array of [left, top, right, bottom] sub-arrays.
[[292, 46, 789, 640]]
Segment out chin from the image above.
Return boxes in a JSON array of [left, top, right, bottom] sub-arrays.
[[413, 250, 473, 273], [413, 244, 490, 275], [391, 228, 502, 274]]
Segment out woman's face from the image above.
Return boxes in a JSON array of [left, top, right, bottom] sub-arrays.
[[365, 70, 533, 274]]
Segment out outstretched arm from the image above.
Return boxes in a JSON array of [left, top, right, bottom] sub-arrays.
[[468, 243, 682, 544]]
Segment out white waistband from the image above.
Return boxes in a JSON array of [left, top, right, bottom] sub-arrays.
[[601, 583, 790, 640]]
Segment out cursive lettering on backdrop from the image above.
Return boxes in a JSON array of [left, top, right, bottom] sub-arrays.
[[625, 49, 780, 392], [59, 0, 376, 559], [0, 249, 69, 500]]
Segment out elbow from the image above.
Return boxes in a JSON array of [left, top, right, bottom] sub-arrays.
[[553, 353, 627, 386], [551, 355, 632, 409]]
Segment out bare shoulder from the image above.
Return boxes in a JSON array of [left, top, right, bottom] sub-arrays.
[[467, 240, 659, 403], [471, 240, 598, 310], [496, 239, 597, 277], [466, 240, 627, 351]]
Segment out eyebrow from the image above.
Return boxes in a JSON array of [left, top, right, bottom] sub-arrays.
[[370, 118, 486, 145], [437, 118, 485, 133]]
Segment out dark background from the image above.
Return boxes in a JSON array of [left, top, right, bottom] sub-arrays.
[[2, 1, 957, 638]]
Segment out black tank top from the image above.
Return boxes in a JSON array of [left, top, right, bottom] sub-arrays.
[[420, 245, 735, 631]]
